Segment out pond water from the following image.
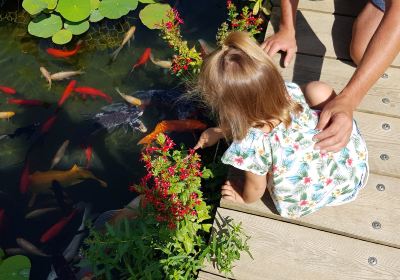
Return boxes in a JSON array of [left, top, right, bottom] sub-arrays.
[[0, 1, 226, 278]]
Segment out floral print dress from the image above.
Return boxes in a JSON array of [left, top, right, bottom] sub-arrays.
[[221, 82, 369, 218]]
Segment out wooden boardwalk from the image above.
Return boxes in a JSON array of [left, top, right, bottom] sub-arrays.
[[199, 1, 400, 279]]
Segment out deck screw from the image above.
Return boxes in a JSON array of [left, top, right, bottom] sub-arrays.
[[372, 221, 381, 229], [380, 154, 389, 161], [381, 98, 390, 104], [376, 184, 385, 191], [382, 123, 391, 130], [381, 73, 388, 79], [368, 257, 378, 266]]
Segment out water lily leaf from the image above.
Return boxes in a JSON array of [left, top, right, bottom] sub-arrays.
[[52, 29, 73, 45], [139, 0, 156, 3], [139, 3, 171, 29], [89, 9, 104, 22], [43, 0, 57, 9], [22, 0, 47, 15], [0, 255, 31, 280], [28, 14, 62, 38], [57, 0, 91, 22], [90, 0, 100, 10], [0, 249, 4, 265], [64, 20, 90, 35], [98, 0, 138, 19]]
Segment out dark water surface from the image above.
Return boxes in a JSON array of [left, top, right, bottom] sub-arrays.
[[0, 1, 225, 278]]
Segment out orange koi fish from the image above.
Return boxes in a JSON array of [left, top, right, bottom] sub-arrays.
[[40, 114, 57, 134], [138, 119, 207, 145], [58, 80, 77, 107], [131, 48, 151, 72], [0, 86, 16, 95], [8, 98, 50, 108], [74, 87, 112, 103], [46, 40, 82, 58], [82, 144, 93, 168], [40, 209, 78, 243], [20, 160, 31, 194], [0, 112, 15, 119]]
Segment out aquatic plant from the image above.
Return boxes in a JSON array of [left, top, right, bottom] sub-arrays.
[[83, 133, 251, 279], [21, 0, 171, 44], [159, 1, 264, 77], [0, 249, 31, 280]]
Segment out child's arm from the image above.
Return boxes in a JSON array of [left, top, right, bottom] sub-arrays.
[[194, 127, 224, 149], [302, 81, 337, 110]]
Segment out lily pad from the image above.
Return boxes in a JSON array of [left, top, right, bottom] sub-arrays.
[[57, 0, 91, 22], [0, 249, 4, 265], [64, 20, 90, 35], [43, 0, 57, 9], [28, 14, 62, 38], [52, 29, 73, 44], [89, 9, 104, 22], [90, 0, 100, 10], [139, 3, 171, 29], [139, 0, 156, 3], [22, 0, 47, 15], [0, 255, 31, 280], [98, 0, 138, 19]]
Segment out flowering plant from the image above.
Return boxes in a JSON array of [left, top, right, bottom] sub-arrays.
[[83, 133, 251, 279]]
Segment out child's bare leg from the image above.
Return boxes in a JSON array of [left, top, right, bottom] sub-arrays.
[[302, 81, 336, 110]]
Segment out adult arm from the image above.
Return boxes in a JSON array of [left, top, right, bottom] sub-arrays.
[[261, 0, 299, 67], [314, 0, 400, 152]]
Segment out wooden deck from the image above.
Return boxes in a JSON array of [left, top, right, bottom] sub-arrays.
[[199, 1, 400, 279]]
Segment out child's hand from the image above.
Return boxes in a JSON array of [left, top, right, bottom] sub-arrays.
[[194, 127, 224, 150]]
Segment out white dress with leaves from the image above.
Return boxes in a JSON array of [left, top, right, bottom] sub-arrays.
[[221, 82, 369, 218]]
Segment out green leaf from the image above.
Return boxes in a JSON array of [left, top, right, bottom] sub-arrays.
[[57, 0, 91, 22], [139, 0, 156, 3], [0, 249, 4, 265], [52, 29, 73, 44], [64, 20, 90, 35], [89, 9, 104, 22], [201, 223, 212, 233], [28, 14, 62, 38], [22, 0, 47, 15], [99, 0, 138, 19], [0, 255, 31, 280], [90, 0, 100, 10], [139, 3, 171, 29], [43, 0, 57, 9]]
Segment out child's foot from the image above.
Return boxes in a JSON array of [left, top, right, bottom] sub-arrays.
[[221, 180, 245, 203]]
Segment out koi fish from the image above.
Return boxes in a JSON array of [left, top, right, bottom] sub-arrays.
[[74, 87, 112, 103], [149, 54, 172, 69], [50, 140, 70, 169], [115, 87, 142, 106], [46, 40, 82, 58], [0, 85, 16, 95], [29, 164, 107, 194], [138, 119, 207, 145], [111, 26, 136, 62], [50, 70, 84, 81], [0, 112, 15, 119], [20, 160, 31, 194], [58, 80, 77, 107], [40, 209, 78, 243], [83, 144, 92, 168], [131, 48, 151, 72], [40, 66, 52, 89], [25, 207, 59, 219], [8, 98, 50, 108], [40, 114, 57, 134], [16, 237, 49, 257]]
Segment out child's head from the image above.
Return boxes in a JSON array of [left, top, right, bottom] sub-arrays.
[[197, 31, 302, 140]]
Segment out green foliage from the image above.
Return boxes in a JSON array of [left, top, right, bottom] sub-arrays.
[[249, 0, 271, 16], [0, 255, 31, 280], [22, 0, 171, 45], [83, 134, 251, 279]]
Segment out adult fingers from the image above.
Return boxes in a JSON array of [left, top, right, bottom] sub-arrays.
[[262, 40, 271, 54], [267, 43, 281, 57], [315, 110, 332, 131], [284, 48, 295, 67]]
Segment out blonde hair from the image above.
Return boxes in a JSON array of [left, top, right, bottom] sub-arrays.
[[197, 31, 302, 141]]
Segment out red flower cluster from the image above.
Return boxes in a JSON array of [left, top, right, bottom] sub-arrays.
[[130, 134, 204, 229]]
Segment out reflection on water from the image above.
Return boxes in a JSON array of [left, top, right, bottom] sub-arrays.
[[0, 1, 225, 278]]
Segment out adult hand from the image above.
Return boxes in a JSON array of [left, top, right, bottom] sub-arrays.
[[261, 30, 297, 67], [194, 127, 223, 150], [313, 94, 354, 153]]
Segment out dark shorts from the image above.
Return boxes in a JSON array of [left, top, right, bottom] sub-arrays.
[[371, 0, 385, 11]]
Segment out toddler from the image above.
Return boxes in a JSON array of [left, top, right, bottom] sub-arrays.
[[195, 31, 369, 218]]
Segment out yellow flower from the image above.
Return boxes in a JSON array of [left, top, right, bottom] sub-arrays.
[[358, 151, 366, 160], [304, 152, 313, 162]]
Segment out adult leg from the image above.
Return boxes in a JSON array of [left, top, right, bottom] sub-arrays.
[[350, 2, 384, 65], [302, 81, 336, 110]]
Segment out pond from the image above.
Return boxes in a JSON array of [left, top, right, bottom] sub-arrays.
[[0, 0, 227, 278]]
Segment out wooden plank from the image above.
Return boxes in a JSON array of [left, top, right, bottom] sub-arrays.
[[198, 271, 231, 280], [271, 0, 368, 17], [367, 142, 400, 178], [203, 208, 400, 280], [221, 173, 400, 248], [274, 54, 400, 118], [266, 8, 400, 67]]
